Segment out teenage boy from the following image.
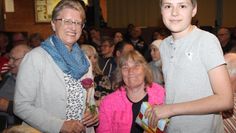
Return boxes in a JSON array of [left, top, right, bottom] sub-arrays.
[[145, 0, 233, 132]]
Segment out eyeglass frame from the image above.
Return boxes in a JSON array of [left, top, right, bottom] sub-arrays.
[[54, 18, 85, 28], [9, 55, 25, 62]]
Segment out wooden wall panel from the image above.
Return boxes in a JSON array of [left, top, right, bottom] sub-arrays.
[[222, 0, 236, 27], [107, 0, 236, 28], [4, 0, 52, 39], [195, 0, 216, 27], [107, 0, 161, 28]]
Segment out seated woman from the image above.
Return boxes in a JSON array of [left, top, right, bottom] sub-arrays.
[[148, 39, 164, 86], [97, 50, 165, 133]]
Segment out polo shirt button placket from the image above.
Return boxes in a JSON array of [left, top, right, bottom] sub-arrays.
[[170, 45, 175, 62]]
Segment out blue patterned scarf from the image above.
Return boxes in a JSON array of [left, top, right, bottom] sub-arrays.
[[41, 35, 89, 80]]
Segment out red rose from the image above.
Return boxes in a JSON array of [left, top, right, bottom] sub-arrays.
[[81, 78, 93, 89]]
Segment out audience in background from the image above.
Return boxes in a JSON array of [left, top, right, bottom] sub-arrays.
[[229, 27, 236, 52], [223, 53, 236, 133], [0, 33, 11, 82], [147, 27, 171, 62], [77, 29, 89, 45], [0, 32, 9, 56], [11, 32, 27, 46], [148, 39, 164, 86], [231, 27, 236, 41], [81, 44, 112, 107], [126, 26, 148, 60], [98, 37, 116, 78], [88, 27, 102, 54], [151, 27, 171, 41], [113, 41, 134, 65], [124, 23, 135, 41], [113, 31, 124, 44], [0, 44, 31, 130], [124, 24, 135, 40], [217, 27, 234, 54], [28, 33, 44, 48]]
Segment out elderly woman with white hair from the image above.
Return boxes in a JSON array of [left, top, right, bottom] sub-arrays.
[[148, 39, 164, 86], [223, 53, 236, 133]]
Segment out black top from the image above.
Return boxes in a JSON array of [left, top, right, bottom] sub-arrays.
[[222, 41, 234, 54], [98, 56, 116, 77], [127, 94, 148, 133]]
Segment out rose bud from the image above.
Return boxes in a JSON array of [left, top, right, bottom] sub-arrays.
[[81, 78, 93, 89]]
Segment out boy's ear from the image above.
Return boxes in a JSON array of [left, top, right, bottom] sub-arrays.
[[192, 5, 197, 17]]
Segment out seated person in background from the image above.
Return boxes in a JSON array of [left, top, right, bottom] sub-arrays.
[[113, 31, 124, 45], [77, 29, 89, 45], [147, 28, 170, 62], [151, 27, 171, 41], [223, 53, 236, 133], [88, 27, 102, 54], [0, 32, 10, 56], [124, 24, 135, 42], [113, 41, 134, 65], [28, 33, 44, 48], [126, 26, 148, 60], [98, 37, 116, 78], [0, 44, 31, 129], [81, 45, 112, 107], [0, 32, 11, 77], [217, 27, 234, 54], [97, 50, 165, 133], [11, 32, 28, 46], [148, 40, 164, 86]]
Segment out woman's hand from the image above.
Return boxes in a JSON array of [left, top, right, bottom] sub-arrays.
[[60, 120, 85, 133], [82, 109, 99, 127], [0, 63, 10, 74], [0, 98, 9, 112]]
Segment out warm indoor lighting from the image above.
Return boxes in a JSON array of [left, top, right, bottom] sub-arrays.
[[83, 0, 88, 5]]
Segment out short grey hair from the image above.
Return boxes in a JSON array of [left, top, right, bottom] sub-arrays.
[[51, 0, 86, 23], [224, 53, 236, 77]]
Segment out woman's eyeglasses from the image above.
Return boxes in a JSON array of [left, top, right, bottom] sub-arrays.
[[55, 18, 85, 28], [9, 55, 24, 62]]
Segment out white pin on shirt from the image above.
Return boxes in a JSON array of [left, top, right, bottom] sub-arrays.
[[185, 52, 193, 61]]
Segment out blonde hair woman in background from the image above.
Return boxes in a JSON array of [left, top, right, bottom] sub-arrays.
[[81, 45, 113, 107]]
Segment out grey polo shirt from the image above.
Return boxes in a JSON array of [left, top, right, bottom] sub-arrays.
[[160, 26, 225, 133]]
